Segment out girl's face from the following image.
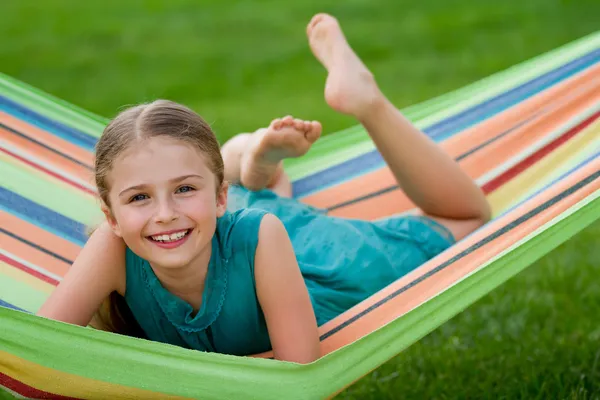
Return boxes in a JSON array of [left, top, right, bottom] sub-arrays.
[[104, 136, 227, 270]]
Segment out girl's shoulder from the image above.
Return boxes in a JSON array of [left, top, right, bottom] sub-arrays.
[[215, 208, 270, 257]]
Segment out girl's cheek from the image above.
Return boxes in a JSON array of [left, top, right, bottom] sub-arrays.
[[182, 194, 212, 214], [119, 209, 147, 232]]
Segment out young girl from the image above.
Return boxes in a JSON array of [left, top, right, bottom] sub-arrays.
[[38, 14, 490, 364]]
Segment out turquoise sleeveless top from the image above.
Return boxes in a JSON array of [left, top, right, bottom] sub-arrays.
[[124, 185, 454, 356], [124, 208, 271, 356]]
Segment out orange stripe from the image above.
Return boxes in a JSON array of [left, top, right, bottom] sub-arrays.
[[0, 110, 93, 167], [0, 210, 81, 262], [0, 232, 70, 278], [0, 351, 189, 399], [317, 159, 599, 354], [1, 126, 94, 184], [459, 82, 599, 184], [250, 158, 599, 359], [302, 65, 600, 212], [324, 78, 600, 220]]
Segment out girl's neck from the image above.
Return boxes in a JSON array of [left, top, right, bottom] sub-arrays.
[[150, 242, 212, 311]]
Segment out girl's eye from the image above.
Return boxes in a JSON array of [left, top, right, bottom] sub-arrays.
[[130, 194, 149, 203], [176, 185, 195, 194]]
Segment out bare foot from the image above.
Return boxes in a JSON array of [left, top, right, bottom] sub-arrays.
[[307, 14, 384, 119], [240, 115, 322, 191]]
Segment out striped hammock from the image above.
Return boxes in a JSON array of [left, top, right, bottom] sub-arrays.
[[1, 30, 599, 399]]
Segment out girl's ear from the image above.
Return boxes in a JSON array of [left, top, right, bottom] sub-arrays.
[[101, 203, 122, 238], [216, 181, 229, 217]]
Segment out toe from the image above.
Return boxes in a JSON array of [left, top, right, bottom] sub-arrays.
[[314, 121, 323, 133], [307, 14, 327, 36], [281, 115, 294, 126], [301, 120, 310, 132], [271, 118, 282, 130], [293, 118, 305, 131], [306, 121, 322, 142]]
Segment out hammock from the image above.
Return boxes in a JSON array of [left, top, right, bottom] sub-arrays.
[[1, 30, 599, 399]]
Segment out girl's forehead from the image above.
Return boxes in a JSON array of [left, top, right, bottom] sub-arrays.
[[109, 137, 212, 185], [119, 136, 207, 165]]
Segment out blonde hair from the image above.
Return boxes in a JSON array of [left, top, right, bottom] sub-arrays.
[[95, 99, 224, 207], [91, 99, 224, 335]]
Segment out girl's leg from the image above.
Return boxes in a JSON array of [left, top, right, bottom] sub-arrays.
[[221, 116, 322, 198], [307, 14, 491, 239]]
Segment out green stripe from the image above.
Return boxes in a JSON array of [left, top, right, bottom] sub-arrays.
[[1, 192, 597, 399], [314, 191, 600, 398], [284, 31, 600, 179], [395, 30, 600, 124], [412, 32, 600, 127], [1, 31, 597, 173], [0, 159, 101, 225], [0, 73, 107, 138], [0, 274, 47, 312], [1, 29, 599, 400]]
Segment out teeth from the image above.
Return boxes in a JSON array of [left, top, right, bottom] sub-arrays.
[[151, 230, 188, 242]]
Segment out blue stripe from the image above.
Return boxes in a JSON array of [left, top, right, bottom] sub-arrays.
[[292, 49, 600, 198], [0, 300, 27, 312], [0, 187, 88, 245], [426, 48, 600, 141], [0, 95, 97, 151]]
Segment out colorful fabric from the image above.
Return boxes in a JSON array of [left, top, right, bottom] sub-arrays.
[[228, 185, 454, 326], [1, 30, 599, 399]]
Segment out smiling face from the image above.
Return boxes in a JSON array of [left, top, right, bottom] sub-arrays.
[[104, 136, 227, 270]]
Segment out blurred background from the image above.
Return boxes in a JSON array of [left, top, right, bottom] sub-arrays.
[[2, 0, 599, 398]]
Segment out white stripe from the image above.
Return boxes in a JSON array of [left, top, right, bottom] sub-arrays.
[[0, 139, 97, 193], [475, 101, 600, 186], [0, 249, 64, 283]]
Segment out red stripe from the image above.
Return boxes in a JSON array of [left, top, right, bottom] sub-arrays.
[[482, 111, 600, 193], [0, 372, 80, 400], [0, 147, 96, 196], [0, 253, 59, 286]]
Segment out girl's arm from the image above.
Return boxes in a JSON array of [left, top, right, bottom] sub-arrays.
[[37, 222, 126, 327], [254, 214, 320, 364]]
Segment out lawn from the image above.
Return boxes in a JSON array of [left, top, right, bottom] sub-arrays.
[[2, 0, 599, 398]]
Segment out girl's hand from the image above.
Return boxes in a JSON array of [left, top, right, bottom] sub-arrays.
[[254, 214, 320, 364]]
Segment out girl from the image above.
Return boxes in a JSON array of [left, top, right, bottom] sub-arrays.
[[38, 14, 490, 364]]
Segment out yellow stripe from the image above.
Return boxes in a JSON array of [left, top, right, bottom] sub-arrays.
[[511, 136, 600, 207], [0, 351, 191, 400], [488, 120, 600, 213], [0, 261, 54, 295]]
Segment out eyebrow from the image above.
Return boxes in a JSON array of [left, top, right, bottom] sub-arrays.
[[118, 174, 204, 197]]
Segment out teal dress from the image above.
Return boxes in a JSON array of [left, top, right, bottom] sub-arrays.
[[124, 185, 455, 356]]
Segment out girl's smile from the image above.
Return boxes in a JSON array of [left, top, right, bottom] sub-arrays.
[[147, 228, 193, 249], [104, 136, 227, 271]]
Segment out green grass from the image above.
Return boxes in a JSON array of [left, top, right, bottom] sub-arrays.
[[2, 0, 599, 398], [341, 221, 600, 399]]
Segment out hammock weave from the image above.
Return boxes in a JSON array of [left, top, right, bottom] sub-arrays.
[[1, 31, 599, 399]]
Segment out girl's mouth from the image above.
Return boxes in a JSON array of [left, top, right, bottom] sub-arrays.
[[147, 229, 192, 249]]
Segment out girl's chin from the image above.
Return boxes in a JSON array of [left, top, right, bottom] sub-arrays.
[[147, 256, 194, 271]]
